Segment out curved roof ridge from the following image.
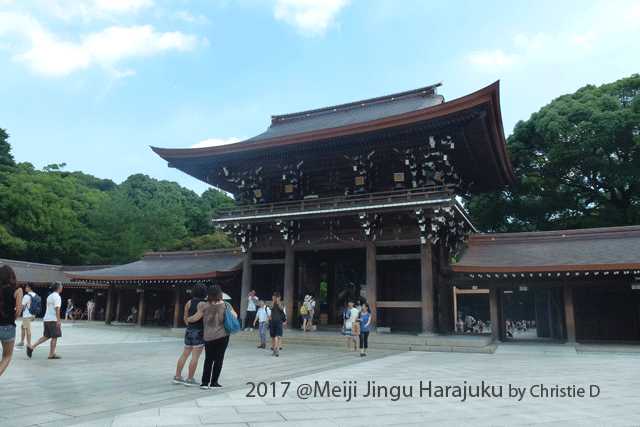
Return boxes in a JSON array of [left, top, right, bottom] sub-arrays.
[[142, 248, 242, 258], [271, 82, 442, 123], [469, 225, 640, 244]]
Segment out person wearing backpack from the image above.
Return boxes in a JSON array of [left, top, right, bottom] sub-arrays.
[[16, 283, 39, 348], [299, 295, 309, 331], [186, 285, 237, 390]]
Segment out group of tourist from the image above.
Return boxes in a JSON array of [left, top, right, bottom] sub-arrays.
[[0, 265, 65, 377], [173, 286, 287, 390], [456, 314, 490, 334], [342, 300, 372, 356], [172, 284, 238, 389], [2, 265, 374, 385], [64, 298, 96, 321]]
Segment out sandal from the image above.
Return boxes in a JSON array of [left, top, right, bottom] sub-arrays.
[[48, 354, 62, 359]]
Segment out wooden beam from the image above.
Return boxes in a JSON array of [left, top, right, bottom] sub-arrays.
[[283, 245, 295, 328], [454, 288, 490, 294], [105, 285, 113, 325], [564, 286, 576, 343], [240, 251, 252, 329], [366, 241, 377, 323], [173, 288, 181, 329], [251, 259, 285, 265], [420, 244, 435, 333], [376, 301, 420, 308], [137, 291, 145, 327], [115, 290, 123, 323], [452, 286, 458, 331], [376, 253, 420, 261], [489, 287, 499, 342]]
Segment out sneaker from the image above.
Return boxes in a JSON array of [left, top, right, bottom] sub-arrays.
[[211, 382, 223, 388], [26, 346, 33, 359], [360, 353, 365, 357], [15, 342, 24, 347], [183, 378, 198, 387], [200, 384, 210, 390], [172, 376, 184, 385]]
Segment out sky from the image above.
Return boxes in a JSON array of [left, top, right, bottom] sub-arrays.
[[1, 0, 639, 194]]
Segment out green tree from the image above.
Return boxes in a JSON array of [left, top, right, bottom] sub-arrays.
[[0, 129, 235, 265], [0, 128, 15, 171], [0, 163, 106, 264], [468, 74, 640, 231], [169, 232, 234, 251], [89, 174, 234, 263]]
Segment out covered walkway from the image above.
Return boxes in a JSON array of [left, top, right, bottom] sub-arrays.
[[65, 249, 244, 328], [451, 225, 640, 344]]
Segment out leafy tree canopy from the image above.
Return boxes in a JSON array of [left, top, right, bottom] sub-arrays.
[[0, 129, 234, 265], [468, 74, 640, 232]]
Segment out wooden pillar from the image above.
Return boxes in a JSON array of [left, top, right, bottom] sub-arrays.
[[420, 243, 435, 333], [240, 251, 252, 328], [105, 285, 114, 325], [283, 245, 295, 328], [365, 241, 377, 324], [115, 290, 123, 323], [564, 286, 576, 343], [137, 290, 145, 327], [489, 287, 500, 342], [172, 288, 181, 329]]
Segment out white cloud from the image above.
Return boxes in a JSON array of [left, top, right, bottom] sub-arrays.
[[192, 137, 243, 149], [175, 10, 209, 24], [0, 12, 201, 77], [274, 0, 348, 36], [465, 49, 518, 72], [36, 0, 153, 21], [465, 0, 640, 73]]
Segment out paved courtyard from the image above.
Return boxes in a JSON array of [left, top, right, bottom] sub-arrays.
[[2, 322, 639, 427]]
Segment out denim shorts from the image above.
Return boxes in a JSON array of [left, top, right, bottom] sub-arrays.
[[184, 328, 204, 347], [0, 325, 16, 342]]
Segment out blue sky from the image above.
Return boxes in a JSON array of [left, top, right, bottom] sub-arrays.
[[1, 0, 639, 194]]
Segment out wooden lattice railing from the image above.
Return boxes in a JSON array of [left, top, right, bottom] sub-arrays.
[[213, 185, 457, 221]]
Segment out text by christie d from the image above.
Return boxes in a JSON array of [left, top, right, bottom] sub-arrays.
[[246, 380, 601, 402]]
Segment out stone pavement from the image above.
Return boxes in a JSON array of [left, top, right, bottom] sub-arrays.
[[1, 321, 397, 427], [2, 322, 639, 426]]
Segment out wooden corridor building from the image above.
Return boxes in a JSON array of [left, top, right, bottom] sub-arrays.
[[65, 250, 243, 327]]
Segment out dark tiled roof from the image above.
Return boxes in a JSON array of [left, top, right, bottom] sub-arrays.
[[0, 259, 106, 284], [65, 249, 243, 282], [0, 259, 68, 283], [151, 81, 514, 191], [452, 225, 640, 273], [247, 84, 443, 142]]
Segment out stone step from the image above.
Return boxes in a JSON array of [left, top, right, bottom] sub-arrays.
[[213, 330, 494, 353]]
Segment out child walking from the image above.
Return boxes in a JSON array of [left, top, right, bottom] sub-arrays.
[[253, 300, 270, 349]]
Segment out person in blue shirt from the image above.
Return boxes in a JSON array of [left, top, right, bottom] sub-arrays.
[[359, 303, 372, 357]]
